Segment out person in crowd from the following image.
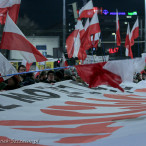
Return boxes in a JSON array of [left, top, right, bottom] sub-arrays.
[[18, 65, 26, 82], [4, 75, 21, 90], [133, 72, 137, 83], [0, 82, 7, 91], [133, 73, 142, 83], [55, 70, 64, 82], [142, 72, 146, 80], [64, 69, 72, 80], [45, 70, 56, 84], [39, 71, 47, 82], [63, 68, 77, 81], [20, 73, 36, 86]]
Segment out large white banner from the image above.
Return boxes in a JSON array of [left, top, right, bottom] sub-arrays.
[[0, 80, 146, 146]]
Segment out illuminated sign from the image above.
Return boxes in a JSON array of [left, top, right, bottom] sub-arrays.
[[110, 12, 126, 15], [109, 47, 119, 54], [103, 10, 137, 16], [128, 11, 137, 16], [103, 10, 109, 15], [93, 7, 103, 14]]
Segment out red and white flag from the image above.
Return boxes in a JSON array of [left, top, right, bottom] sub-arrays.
[[91, 29, 101, 48], [75, 62, 124, 92], [0, 0, 21, 24], [125, 23, 133, 58], [116, 10, 121, 46], [66, 27, 79, 58], [84, 18, 90, 31], [103, 58, 145, 83], [0, 14, 48, 63], [73, 20, 86, 58], [66, 20, 84, 58], [91, 34, 100, 48], [79, 0, 94, 19], [73, 32, 81, 58], [131, 17, 139, 46], [81, 12, 101, 51], [0, 53, 17, 82]]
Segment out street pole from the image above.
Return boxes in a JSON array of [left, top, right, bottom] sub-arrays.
[[63, 0, 66, 53], [145, 0, 146, 52]]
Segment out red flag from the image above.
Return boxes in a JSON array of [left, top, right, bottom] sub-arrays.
[[131, 17, 139, 46], [0, 14, 47, 63], [116, 10, 121, 46], [75, 63, 124, 92], [125, 23, 133, 59], [79, 0, 94, 19], [0, 0, 21, 24], [91, 32, 100, 48], [81, 12, 101, 51]]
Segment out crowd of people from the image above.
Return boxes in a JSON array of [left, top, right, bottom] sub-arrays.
[[0, 64, 146, 92], [0, 65, 78, 91], [133, 69, 146, 83]]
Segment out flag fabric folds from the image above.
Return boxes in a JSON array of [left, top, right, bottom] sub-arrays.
[[73, 20, 86, 59], [84, 18, 90, 31], [0, 53, 17, 82], [0, 0, 21, 24], [103, 58, 145, 83], [131, 17, 139, 46], [124, 18, 139, 59], [0, 14, 47, 63], [125, 23, 133, 58], [66, 20, 86, 59], [66, 24, 79, 58], [91, 32, 100, 48], [116, 10, 121, 46], [79, 0, 94, 19], [75, 62, 124, 92], [81, 12, 101, 51]]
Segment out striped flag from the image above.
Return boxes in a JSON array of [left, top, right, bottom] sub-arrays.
[[116, 10, 121, 46], [0, 0, 21, 24], [0, 14, 48, 63]]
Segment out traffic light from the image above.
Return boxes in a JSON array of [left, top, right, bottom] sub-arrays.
[[57, 60, 61, 67]]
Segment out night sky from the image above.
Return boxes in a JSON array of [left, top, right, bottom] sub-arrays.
[[19, 0, 144, 29]]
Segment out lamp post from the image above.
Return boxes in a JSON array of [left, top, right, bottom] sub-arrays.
[[63, 0, 66, 53], [145, 0, 146, 52]]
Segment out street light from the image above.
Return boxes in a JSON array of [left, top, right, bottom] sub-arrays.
[[63, 0, 66, 52], [144, 0, 146, 53]]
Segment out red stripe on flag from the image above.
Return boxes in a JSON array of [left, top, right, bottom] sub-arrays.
[[0, 32, 47, 62]]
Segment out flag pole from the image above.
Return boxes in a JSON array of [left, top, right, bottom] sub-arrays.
[[63, 0, 66, 53], [145, 0, 146, 53], [101, 35, 106, 62], [138, 37, 140, 57]]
